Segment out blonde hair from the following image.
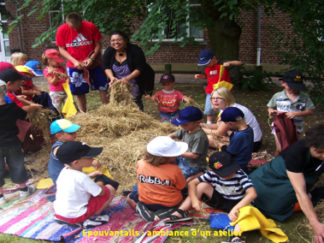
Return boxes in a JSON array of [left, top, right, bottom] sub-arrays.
[[211, 87, 235, 107], [10, 52, 27, 66], [143, 151, 169, 166], [41, 53, 49, 66]]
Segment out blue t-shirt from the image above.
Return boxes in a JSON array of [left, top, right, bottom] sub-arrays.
[[48, 140, 64, 184], [226, 126, 254, 168]]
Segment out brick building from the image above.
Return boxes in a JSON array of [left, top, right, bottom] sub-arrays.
[[2, 2, 292, 71]]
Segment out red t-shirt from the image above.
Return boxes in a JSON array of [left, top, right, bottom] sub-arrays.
[[136, 159, 186, 207], [152, 89, 184, 113], [56, 21, 102, 68], [204, 63, 231, 94]]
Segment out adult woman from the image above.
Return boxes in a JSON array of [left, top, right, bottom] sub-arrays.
[[249, 125, 324, 243], [102, 31, 154, 110], [202, 87, 262, 151]]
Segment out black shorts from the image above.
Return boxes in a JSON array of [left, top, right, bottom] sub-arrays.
[[201, 189, 240, 212]]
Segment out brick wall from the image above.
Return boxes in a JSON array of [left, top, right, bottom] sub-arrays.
[[5, 3, 293, 65]]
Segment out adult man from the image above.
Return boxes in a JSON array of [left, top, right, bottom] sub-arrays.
[[56, 12, 108, 112]]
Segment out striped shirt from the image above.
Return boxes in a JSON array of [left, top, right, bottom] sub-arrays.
[[198, 169, 254, 201]]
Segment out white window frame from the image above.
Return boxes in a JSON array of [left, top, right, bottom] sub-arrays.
[[152, 2, 204, 42]]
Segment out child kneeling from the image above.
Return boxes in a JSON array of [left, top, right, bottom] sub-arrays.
[[54, 141, 119, 227], [169, 151, 257, 222]]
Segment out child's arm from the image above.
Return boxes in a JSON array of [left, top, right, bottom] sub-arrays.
[[95, 181, 107, 196], [188, 178, 202, 211], [285, 109, 313, 119], [181, 152, 199, 160], [194, 74, 207, 80], [183, 95, 194, 104], [21, 89, 41, 96], [32, 83, 43, 92], [45, 74, 60, 86], [223, 60, 243, 67], [144, 94, 157, 102], [23, 103, 43, 113], [168, 133, 175, 139], [228, 187, 257, 221]]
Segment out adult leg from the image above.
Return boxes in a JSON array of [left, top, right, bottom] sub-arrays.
[[75, 94, 87, 113]]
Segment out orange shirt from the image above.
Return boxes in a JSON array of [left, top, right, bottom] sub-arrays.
[[136, 159, 186, 207]]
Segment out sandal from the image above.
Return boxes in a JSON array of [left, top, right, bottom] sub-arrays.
[[164, 209, 192, 224]]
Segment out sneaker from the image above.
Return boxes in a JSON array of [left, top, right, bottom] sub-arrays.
[[19, 186, 36, 199], [83, 215, 109, 229], [0, 195, 6, 204]]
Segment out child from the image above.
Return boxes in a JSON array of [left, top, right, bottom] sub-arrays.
[[0, 67, 42, 112], [54, 141, 119, 227], [168, 151, 257, 224], [0, 74, 35, 204], [220, 107, 254, 170], [194, 49, 242, 124], [48, 119, 81, 184], [267, 70, 314, 155], [10, 52, 27, 66], [169, 106, 209, 180], [147, 73, 194, 122], [127, 136, 188, 221], [42, 49, 68, 114]]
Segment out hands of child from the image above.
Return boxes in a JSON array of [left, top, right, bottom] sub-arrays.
[[92, 160, 101, 170], [89, 170, 102, 178], [228, 207, 239, 222], [194, 74, 205, 80], [268, 108, 278, 116], [285, 112, 297, 119]]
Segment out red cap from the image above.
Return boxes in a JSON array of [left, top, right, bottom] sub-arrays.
[[44, 49, 64, 63], [0, 62, 15, 71]]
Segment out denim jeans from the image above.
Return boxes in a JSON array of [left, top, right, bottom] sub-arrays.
[[176, 156, 201, 179]]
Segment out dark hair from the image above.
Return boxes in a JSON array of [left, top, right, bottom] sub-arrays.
[[110, 31, 129, 43], [305, 124, 324, 149], [160, 73, 175, 85], [66, 12, 82, 25]]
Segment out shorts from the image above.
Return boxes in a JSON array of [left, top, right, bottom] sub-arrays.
[[204, 94, 216, 115], [159, 111, 179, 123], [49, 91, 67, 112], [202, 189, 240, 212], [0, 142, 29, 187], [55, 186, 111, 224], [67, 66, 108, 95], [176, 156, 203, 179]]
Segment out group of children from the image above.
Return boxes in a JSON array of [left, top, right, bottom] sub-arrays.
[[0, 48, 320, 242]]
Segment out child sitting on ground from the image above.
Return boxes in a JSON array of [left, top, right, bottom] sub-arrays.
[[0, 77, 35, 204], [42, 49, 68, 114], [267, 70, 314, 156], [169, 106, 209, 181], [48, 119, 81, 184], [146, 73, 194, 122], [219, 107, 254, 171], [10, 52, 28, 66], [54, 141, 119, 227], [127, 136, 188, 221], [168, 151, 257, 226]]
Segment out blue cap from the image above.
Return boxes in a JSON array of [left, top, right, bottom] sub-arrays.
[[220, 107, 244, 122], [171, 106, 203, 125], [198, 49, 214, 66], [24, 60, 43, 76], [50, 119, 81, 135]]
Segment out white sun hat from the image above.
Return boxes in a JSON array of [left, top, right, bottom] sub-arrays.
[[147, 136, 188, 157]]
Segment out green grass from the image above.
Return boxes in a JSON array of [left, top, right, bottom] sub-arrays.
[[1, 82, 323, 242]]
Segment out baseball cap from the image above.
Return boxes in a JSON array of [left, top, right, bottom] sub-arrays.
[[209, 151, 240, 177], [0, 68, 30, 83], [0, 62, 14, 71], [25, 60, 43, 76], [220, 107, 244, 122], [171, 106, 203, 126], [44, 49, 64, 63], [15, 65, 33, 76], [160, 73, 175, 84], [281, 70, 306, 91], [50, 119, 81, 135], [197, 49, 214, 66], [56, 141, 103, 164], [147, 136, 188, 157]]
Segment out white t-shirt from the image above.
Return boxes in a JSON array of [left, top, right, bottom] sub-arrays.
[[232, 103, 262, 142], [54, 167, 102, 218]]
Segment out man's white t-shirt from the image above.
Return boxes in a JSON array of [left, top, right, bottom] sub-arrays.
[[54, 167, 102, 218]]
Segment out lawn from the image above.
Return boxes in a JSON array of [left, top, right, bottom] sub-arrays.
[[1, 81, 323, 242]]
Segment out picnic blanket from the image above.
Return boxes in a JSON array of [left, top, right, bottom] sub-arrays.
[[0, 189, 190, 242]]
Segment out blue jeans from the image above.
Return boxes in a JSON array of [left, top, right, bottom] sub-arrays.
[[159, 111, 179, 123], [204, 94, 216, 115], [176, 156, 201, 179], [0, 142, 29, 187]]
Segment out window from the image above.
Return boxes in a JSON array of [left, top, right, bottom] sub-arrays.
[[49, 3, 64, 43]]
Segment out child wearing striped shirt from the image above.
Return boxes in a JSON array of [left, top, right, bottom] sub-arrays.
[[168, 151, 257, 223]]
